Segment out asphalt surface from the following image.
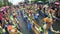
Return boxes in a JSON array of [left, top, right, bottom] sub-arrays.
[[16, 11, 34, 34]]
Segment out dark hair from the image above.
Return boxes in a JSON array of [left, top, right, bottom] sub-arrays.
[[0, 20, 2, 24], [16, 5, 19, 8]]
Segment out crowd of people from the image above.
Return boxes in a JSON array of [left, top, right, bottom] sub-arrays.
[[0, 6, 23, 34], [0, 1, 60, 34]]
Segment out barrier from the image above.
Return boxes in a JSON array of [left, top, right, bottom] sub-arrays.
[[31, 21, 43, 34]]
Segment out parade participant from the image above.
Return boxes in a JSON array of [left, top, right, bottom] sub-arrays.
[[37, 4, 45, 17], [16, 6, 21, 18], [13, 14, 18, 25], [33, 13, 39, 24], [48, 8, 55, 19], [43, 4, 49, 17], [43, 17, 56, 34], [12, 10, 19, 26]]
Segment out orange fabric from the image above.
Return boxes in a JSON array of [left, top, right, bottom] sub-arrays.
[[46, 18, 49, 22], [44, 18, 49, 22], [7, 25, 12, 31]]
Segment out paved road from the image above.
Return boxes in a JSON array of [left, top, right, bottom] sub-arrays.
[[16, 13, 34, 34]]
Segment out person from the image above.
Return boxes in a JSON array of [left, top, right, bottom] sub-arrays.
[[10, 28, 19, 34], [33, 13, 39, 24], [16, 6, 21, 18], [37, 4, 45, 17], [2, 29, 6, 34], [0, 26, 2, 34], [43, 17, 56, 34], [0, 13, 3, 26]]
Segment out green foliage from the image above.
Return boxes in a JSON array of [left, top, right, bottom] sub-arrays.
[[29, 0, 47, 3], [0, 0, 2, 7], [8, 2, 12, 6], [3, 0, 12, 6], [0, 0, 12, 7], [37, 0, 46, 2]]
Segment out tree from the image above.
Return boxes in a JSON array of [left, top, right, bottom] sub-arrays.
[[8, 2, 12, 6], [36, 0, 47, 2], [0, 0, 12, 7], [29, 0, 47, 3], [0, 0, 2, 7]]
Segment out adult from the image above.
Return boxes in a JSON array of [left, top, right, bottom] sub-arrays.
[[0, 12, 3, 26]]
